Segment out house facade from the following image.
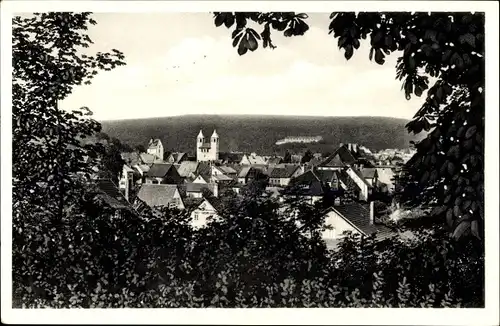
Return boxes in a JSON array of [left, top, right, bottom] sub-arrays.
[[268, 165, 303, 187], [345, 166, 372, 201], [189, 197, 223, 229], [144, 163, 182, 185], [147, 138, 164, 161]]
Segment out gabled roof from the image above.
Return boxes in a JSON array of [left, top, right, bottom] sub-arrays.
[[331, 202, 394, 240], [168, 152, 187, 164], [267, 157, 283, 165], [176, 161, 199, 177], [140, 153, 156, 165], [313, 168, 340, 184], [195, 162, 212, 177], [146, 163, 175, 178], [338, 169, 362, 192], [241, 154, 266, 165], [148, 138, 162, 148], [212, 174, 233, 182], [203, 196, 225, 213], [134, 164, 150, 174], [217, 166, 237, 174], [238, 166, 252, 178], [348, 166, 372, 188], [92, 179, 133, 211], [320, 145, 357, 167], [179, 182, 216, 194], [136, 184, 180, 208], [269, 165, 300, 178], [286, 170, 325, 196]]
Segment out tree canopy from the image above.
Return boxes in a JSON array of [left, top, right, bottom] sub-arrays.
[[212, 12, 485, 240]]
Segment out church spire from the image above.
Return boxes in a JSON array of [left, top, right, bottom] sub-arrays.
[[211, 129, 219, 138], [197, 129, 204, 139]]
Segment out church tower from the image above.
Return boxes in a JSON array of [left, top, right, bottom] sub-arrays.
[[196, 130, 205, 162], [210, 129, 219, 161], [196, 129, 219, 162]]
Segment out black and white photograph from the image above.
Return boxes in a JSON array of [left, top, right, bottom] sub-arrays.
[[1, 1, 498, 325]]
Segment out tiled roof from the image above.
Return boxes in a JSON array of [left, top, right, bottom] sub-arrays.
[[287, 170, 325, 196], [136, 184, 179, 208], [199, 142, 212, 149], [238, 166, 252, 178], [267, 157, 283, 165], [140, 153, 156, 165], [332, 202, 394, 240], [269, 165, 300, 178], [349, 167, 372, 188], [338, 170, 362, 192], [320, 145, 357, 167], [314, 169, 340, 184], [134, 164, 150, 174], [213, 174, 233, 182], [218, 166, 237, 174], [204, 196, 225, 213], [179, 182, 216, 194], [176, 161, 199, 177], [242, 154, 266, 165], [168, 152, 187, 164], [92, 179, 133, 211], [147, 163, 174, 178]]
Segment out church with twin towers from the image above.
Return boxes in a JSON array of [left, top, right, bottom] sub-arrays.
[[196, 129, 219, 162]]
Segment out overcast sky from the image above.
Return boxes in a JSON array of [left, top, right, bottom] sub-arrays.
[[60, 12, 428, 121]]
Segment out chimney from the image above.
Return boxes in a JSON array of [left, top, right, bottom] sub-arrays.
[[212, 183, 219, 198], [124, 173, 131, 201], [369, 201, 375, 225]]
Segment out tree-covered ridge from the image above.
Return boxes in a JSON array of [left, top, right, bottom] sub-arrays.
[[11, 12, 485, 309], [101, 115, 420, 156], [212, 12, 485, 240]]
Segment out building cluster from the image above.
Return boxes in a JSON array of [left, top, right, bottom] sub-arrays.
[[275, 135, 323, 145], [94, 129, 407, 249]]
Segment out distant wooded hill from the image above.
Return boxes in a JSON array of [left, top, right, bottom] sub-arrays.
[[100, 115, 424, 156]]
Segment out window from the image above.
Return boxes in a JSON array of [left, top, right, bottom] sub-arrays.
[[194, 213, 199, 221]]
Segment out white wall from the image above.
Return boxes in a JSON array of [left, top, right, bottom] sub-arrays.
[[172, 189, 185, 210], [193, 175, 207, 184], [322, 209, 362, 240], [376, 167, 395, 192], [190, 200, 219, 229], [346, 167, 369, 200], [147, 141, 164, 161]]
